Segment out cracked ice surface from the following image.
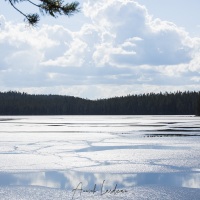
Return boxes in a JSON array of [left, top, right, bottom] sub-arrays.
[[0, 115, 200, 199], [0, 115, 199, 172]]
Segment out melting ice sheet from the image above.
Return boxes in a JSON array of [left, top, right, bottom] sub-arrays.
[[0, 171, 200, 200], [1, 171, 200, 189], [0, 115, 200, 199]]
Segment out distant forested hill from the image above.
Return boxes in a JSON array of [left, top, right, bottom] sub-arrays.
[[0, 91, 200, 115]]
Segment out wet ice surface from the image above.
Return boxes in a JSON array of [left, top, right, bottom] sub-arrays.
[[0, 115, 200, 199]]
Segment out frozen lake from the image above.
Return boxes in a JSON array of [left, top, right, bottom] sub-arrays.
[[0, 115, 200, 199]]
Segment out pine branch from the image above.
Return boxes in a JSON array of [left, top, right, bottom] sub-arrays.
[[6, 0, 80, 26], [8, 0, 39, 26], [39, 0, 80, 17], [8, 0, 27, 18]]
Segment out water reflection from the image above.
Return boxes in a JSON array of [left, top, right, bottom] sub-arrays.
[[0, 171, 200, 190]]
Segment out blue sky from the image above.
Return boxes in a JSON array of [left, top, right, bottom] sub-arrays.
[[0, 0, 200, 99]]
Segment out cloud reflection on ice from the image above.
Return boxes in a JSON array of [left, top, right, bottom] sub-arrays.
[[0, 171, 200, 190]]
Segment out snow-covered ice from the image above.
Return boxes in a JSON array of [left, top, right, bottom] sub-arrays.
[[0, 115, 200, 199]]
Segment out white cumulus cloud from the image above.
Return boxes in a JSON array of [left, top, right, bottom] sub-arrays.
[[0, 0, 200, 99]]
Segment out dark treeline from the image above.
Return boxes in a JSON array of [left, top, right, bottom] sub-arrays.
[[0, 91, 200, 115]]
